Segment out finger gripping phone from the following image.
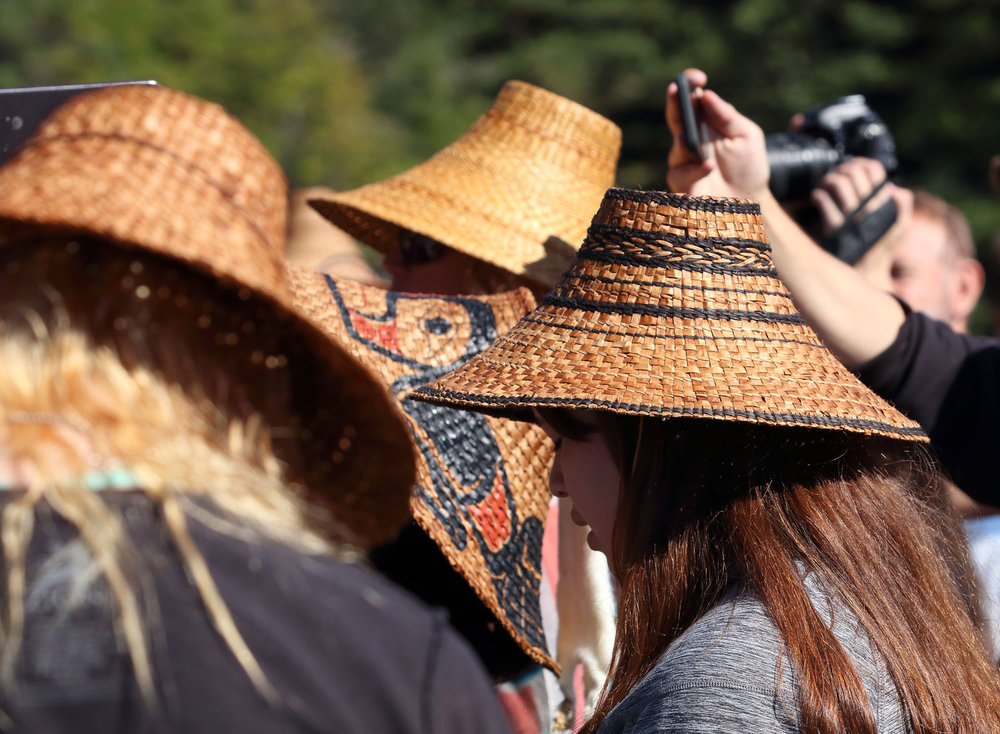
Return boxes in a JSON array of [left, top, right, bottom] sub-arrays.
[[675, 73, 706, 162]]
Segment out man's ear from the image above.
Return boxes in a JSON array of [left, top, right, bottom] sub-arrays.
[[952, 258, 986, 324]]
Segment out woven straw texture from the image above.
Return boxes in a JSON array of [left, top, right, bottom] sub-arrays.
[[288, 266, 558, 671], [309, 80, 621, 288], [0, 84, 417, 548], [416, 188, 928, 441]]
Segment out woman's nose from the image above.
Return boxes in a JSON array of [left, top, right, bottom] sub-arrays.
[[548, 455, 568, 498]]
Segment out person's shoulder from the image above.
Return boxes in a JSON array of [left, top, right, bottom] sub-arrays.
[[187, 520, 465, 659], [660, 587, 783, 686], [598, 589, 797, 734], [176, 515, 510, 733]]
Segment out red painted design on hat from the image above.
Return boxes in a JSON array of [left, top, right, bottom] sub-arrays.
[[350, 311, 400, 355], [468, 470, 512, 552]]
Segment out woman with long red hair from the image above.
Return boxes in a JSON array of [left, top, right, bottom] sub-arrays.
[[416, 187, 1000, 732]]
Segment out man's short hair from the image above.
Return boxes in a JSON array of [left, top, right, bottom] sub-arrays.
[[912, 189, 975, 261]]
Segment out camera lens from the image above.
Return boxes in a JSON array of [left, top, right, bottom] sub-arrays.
[[765, 133, 842, 202]]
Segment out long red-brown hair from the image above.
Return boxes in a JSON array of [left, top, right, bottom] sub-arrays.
[[546, 412, 1000, 733]]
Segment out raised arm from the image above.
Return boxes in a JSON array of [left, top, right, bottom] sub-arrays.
[[665, 69, 906, 368]]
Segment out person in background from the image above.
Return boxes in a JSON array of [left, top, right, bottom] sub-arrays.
[[664, 67, 1000, 513], [310, 80, 624, 731], [0, 84, 509, 733], [415, 186, 1000, 732], [812, 166, 984, 334], [309, 80, 621, 301], [286, 186, 388, 287], [808, 156, 1000, 656]]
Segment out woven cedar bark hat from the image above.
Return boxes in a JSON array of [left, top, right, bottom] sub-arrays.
[[309, 80, 622, 288], [287, 267, 558, 671], [0, 84, 416, 548], [416, 188, 928, 442]]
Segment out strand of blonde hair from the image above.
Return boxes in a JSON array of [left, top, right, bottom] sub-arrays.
[[155, 486, 279, 705]]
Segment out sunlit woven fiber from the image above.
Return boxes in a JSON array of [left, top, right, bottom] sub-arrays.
[[309, 80, 621, 288], [288, 266, 558, 671], [416, 188, 928, 442], [0, 84, 417, 548]]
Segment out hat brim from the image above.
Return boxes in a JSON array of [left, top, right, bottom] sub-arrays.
[[415, 307, 929, 440], [415, 189, 928, 443], [287, 268, 559, 671], [308, 80, 622, 288]]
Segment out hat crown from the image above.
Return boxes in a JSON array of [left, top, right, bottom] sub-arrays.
[[548, 188, 800, 323], [480, 81, 622, 179], [29, 85, 288, 256], [587, 188, 766, 254], [0, 84, 291, 302]]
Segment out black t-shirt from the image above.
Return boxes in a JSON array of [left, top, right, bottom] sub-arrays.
[[857, 308, 1000, 505], [0, 492, 511, 734]]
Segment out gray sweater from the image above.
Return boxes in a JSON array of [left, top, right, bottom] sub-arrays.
[[597, 575, 907, 733]]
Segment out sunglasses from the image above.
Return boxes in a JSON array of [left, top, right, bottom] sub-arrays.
[[397, 229, 446, 265]]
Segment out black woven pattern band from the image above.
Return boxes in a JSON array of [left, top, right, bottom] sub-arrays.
[[602, 187, 762, 216], [414, 388, 929, 439], [540, 294, 808, 326], [519, 313, 821, 347], [581, 229, 775, 276]]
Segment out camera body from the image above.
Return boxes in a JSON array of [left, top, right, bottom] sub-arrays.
[[766, 94, 898, 203]]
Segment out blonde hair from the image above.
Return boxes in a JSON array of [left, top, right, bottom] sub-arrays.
[[0, 235, 352, 714]]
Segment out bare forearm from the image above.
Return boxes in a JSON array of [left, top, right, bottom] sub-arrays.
[[755, 189, 905, 368]]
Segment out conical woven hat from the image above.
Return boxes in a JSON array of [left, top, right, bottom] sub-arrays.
[[309, 81, 622, 288], [416, 188, 928, 442], [287, 266, 558, 671], [0, 84, 416, 548]]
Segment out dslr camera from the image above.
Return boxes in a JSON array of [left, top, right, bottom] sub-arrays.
[[766, 95, 898, 203]]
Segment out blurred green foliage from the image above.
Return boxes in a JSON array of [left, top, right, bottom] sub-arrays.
[[2, 0, 999, 326], [0, 0, 407, 187]]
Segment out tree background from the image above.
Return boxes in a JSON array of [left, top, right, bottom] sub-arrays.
[[2, 0, 999, 328]]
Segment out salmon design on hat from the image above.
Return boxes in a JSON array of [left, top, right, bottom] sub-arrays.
[[288, 267, 558, 671]]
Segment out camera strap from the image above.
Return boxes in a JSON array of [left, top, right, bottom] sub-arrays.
[[820, 179, 897, 265]]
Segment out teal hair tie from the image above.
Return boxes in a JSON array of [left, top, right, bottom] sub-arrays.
[[83, 468, 140, 491], [0, 468, 138, 493]]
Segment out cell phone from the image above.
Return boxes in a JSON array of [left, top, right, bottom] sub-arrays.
[[0, 80, 157, 166], [675, 73, 706, 162]]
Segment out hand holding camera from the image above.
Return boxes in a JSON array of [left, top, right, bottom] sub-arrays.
[[667, 70, 901, 265], [766, 95, 898, 204]]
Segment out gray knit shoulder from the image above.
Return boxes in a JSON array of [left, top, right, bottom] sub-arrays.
[[596, 578, 907, 734]]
